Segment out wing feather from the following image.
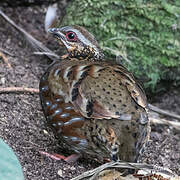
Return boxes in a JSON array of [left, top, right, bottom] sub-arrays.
[[68, 63, 147, 120]]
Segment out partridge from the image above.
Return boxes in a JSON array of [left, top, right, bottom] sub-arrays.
[[39, 25, 150, 163]]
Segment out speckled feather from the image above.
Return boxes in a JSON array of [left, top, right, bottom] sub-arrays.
[[39, 26, 150, 162]]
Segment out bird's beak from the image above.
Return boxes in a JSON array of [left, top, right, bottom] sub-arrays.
[[48, 27, 71, 51], [48, 28, 65, 40]]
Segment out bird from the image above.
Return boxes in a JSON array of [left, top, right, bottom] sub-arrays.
[[39, 25, 150, 163]]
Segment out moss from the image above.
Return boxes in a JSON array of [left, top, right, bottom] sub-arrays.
[[61, 0, 180, 91]]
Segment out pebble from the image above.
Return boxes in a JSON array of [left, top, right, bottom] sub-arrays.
[[57, 169, 63, 177], [0, 77, 6, 84]]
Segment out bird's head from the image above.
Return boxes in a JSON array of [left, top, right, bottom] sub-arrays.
[[48, 25, 104, 61]]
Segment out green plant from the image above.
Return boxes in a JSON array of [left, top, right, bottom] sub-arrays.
[[62, 0, 180, 91], [0, 138, 24, 180]]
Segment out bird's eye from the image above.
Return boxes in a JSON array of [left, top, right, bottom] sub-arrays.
[[65, 31, 77, 42]]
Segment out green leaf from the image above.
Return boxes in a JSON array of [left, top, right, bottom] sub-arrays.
[[63, 0, 180, 92], [0, 138, 24, 180]]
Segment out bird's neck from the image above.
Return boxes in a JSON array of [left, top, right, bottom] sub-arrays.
[[68, 46, 105, 61]]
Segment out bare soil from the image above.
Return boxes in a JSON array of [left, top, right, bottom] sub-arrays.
[[0, 4, 179, 180]]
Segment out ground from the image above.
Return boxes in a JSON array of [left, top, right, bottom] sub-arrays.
[[0, 4, 179, 180]]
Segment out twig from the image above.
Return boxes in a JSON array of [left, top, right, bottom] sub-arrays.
[[0, 9, 60, 62], [108, 36, 143, 43], [150, 116, 180, 130], [148, 104, 180, 121], [39, 151, 64, 161], [0, 47, 15, 56], [103, 46, 132, 64], [0, 87, 39, 94], [32, 51, 59, 58], [71, 161, 175, 180], [0, 87, 179, 122], [0, 51, 12, 68]]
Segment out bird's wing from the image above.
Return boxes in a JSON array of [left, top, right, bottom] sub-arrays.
[[60, 62, 148, 120]]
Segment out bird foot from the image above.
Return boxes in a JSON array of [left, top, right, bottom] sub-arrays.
[[39, 151, 81, 163]]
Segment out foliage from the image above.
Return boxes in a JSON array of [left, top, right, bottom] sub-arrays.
[[62, 0, 180, 91], [0, 138, 24, 180]]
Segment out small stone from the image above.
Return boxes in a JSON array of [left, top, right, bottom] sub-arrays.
[[0, 77, 6, 84], [57, 169, 63, 177], [43, 129, 48, 134], [70, 166, 76, 170]]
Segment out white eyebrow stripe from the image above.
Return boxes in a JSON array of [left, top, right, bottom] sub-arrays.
[[73, 29, 97, 49]]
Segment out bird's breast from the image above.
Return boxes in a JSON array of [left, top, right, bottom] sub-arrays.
[[39, 65, 88, 149]]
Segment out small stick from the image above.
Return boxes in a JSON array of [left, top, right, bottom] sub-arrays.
[[32, 51, 59, 58], [0, 9, 59, 62], [39, 151, 63, 161], [0, 87, 39, 94], [103, 46, 132, 64], [148, 104, 180, 121], [71, 161, 175, 180], [150, 116, 180, 130], [0, 47, 15, 56], [0, 51, 12, 68], [0, 87, 180, 122]]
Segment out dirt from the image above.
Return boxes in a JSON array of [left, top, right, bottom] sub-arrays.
[[0, 3, 179, 180]]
